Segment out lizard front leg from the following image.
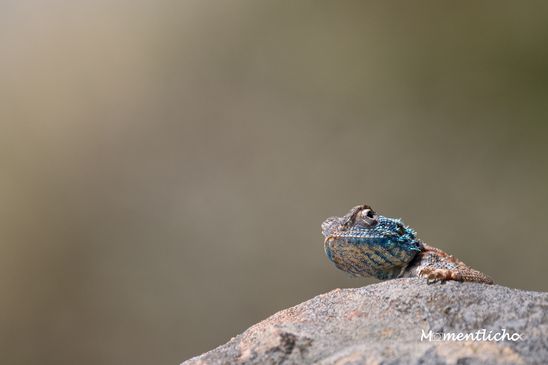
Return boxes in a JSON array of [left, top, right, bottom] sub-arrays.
[[402, 244, 494, 284]]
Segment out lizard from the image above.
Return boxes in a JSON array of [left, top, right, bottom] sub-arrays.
[[322, 204, 493, 284]]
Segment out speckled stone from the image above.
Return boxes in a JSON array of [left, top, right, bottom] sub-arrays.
[[182, 279, 548, 365]]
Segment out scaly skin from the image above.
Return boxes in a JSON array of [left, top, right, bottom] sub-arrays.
[[322, 204, 493, 284]]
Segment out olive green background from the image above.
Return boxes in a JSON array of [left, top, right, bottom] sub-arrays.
[[1, 2, 548, 364]]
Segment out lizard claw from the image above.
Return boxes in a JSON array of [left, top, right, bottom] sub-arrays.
[[418, 267, 462, 283]]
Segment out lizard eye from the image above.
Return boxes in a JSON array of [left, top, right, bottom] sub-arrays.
[[360, 209, 378, 226]]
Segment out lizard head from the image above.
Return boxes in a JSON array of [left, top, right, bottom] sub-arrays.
[[321, 204, 422, 279]]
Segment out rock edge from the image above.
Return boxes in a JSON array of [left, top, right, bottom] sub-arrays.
[[182, 278, 548, 365]]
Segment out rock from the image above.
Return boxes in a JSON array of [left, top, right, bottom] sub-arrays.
[[182, 278, 548, 365]]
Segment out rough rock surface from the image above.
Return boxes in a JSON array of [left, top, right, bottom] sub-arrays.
[[182, 279, 548, 365]]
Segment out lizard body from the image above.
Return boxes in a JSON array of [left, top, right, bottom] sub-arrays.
[[322, 204, 493, 284]]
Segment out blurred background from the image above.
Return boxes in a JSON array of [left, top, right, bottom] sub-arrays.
[[1, 1, 548, 364]]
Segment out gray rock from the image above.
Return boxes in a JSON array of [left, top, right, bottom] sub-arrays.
[[182, 278, 548, 365]]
